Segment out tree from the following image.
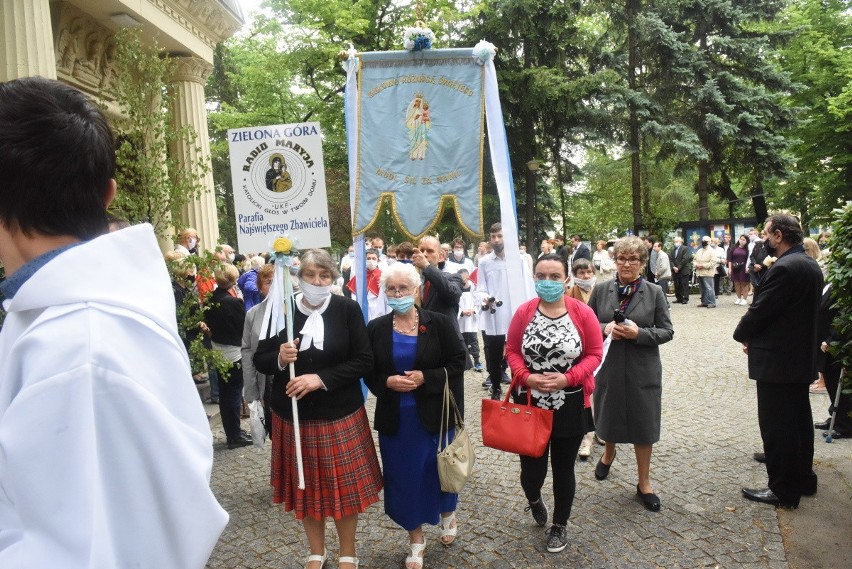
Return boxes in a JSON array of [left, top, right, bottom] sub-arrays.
[[465, 1, 623, 249], [107, 29, 207, 240], [775, 0, 852, 227], [638, 0, 794, 221]]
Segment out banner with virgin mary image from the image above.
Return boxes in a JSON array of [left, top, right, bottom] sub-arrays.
[[349, 49, 485, 239]]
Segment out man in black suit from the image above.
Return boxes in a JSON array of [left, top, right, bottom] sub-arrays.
[[734, 213, 823, 509], [670, 236, 692, 304], [749, 235, 770, 300], [569, 234, 591, 265], [412, 236, 469, 408]]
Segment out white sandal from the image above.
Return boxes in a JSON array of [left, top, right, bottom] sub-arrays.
[[405, 541, 426, 569], [440, 512, 457, 546], [338, 556, 359, 569], [305, 550, 327, 569]]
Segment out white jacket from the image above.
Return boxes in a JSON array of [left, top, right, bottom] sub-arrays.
[[0, 225, 227, 568]]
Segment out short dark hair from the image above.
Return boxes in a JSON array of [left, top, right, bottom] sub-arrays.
[[766, 213, 804, 246], [451, 237, 465, 249], [570, 234, 582, 241], [0, 77, 114, 239], [535, 253, 569, 276], [571, 258, 593, 275], [489, 222, 502, 234]]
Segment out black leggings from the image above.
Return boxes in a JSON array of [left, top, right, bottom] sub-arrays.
[[520, 435, 584, 526], [482, 333, 506, 387]]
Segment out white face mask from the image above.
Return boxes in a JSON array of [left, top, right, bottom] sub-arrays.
[[453, 248, 464, 259], [574, 276, 597, 291], [227, 253, 235, 262], [299, 280, 332, 305], [188, 238, 198, 249], [366, 260, 378, 271]]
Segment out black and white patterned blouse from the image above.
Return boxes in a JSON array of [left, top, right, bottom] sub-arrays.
[[515, 309, 586, 437]]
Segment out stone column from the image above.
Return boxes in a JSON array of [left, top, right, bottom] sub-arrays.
[[0, 0, 57, 81], [169, 56, 219, 251]]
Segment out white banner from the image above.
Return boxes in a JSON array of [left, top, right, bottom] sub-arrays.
[[228, 122, 331, 252]]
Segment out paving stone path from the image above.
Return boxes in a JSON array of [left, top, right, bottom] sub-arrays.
[[206, 294, 848, 568]]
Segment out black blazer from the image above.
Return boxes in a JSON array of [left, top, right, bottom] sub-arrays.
[[733, 245, 823, 383], [206, 287, 245, 347], [670, 245, 693, 275], [366, 308, 466, 435], [253, 294, 373, 421]]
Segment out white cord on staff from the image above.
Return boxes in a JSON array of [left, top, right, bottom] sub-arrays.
[[282, 265, 305, 490]]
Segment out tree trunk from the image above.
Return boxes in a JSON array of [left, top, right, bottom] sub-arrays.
[[697, 161, 709, 220], [627, 0, 643, 233], [523, 37, 536, 252]]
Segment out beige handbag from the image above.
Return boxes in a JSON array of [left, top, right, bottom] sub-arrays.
[[437, 370, 475, 493]]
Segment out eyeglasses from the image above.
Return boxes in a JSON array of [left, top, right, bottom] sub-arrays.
[[386, 286, 412, 297], [615, 257, 642, 265]]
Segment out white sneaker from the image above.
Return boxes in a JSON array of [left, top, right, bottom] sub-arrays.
[[578, 432, 593, 460]]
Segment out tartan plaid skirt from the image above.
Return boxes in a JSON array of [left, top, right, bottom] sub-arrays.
[[270, 407, 382, 520]]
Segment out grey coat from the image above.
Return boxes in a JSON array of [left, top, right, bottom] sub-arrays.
[[587, 279, 673, 444], [241, 298, 274, 403]]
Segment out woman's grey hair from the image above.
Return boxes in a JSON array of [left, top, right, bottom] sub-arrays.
[[298, 248, 340, 279], [380, 262, 420, 291], [612, 235, 649, 266]]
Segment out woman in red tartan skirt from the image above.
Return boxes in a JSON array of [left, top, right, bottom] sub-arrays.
[[254, 249, 381, 569]]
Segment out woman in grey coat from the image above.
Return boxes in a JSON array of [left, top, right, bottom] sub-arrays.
[[587, 236, 674, 511]]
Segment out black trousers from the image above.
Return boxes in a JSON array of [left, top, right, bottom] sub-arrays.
[[673, 272, 690, 302], [520, 435, 584, 526], [219, 359, 245, 443], [482, 333, 506, 388], [756, 381, 816, 505], [462, 331, 481, 363]]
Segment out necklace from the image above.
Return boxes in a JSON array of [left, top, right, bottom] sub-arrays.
[[393, 312, 419, 334]]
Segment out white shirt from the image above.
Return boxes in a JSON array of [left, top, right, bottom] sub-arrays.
[[475, 252, 533, 335], [457, 287, 480, 333]]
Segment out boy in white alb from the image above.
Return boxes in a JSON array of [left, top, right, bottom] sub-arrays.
[[457, 268, 482, 371]]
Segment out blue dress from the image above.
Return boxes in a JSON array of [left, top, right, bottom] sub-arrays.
[[379, 331, 458, 531]]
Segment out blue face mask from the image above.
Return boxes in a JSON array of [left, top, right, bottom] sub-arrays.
[[398, 259, 413, 265], [387, 295, 416, 314], [535, 279, 565, 303]]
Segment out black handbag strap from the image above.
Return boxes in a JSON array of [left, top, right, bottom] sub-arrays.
[[440, 369, 464, 448]]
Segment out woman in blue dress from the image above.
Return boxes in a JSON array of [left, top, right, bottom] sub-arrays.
[[366, 262, 466, 569]]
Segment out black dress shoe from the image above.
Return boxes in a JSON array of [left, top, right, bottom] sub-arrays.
[[814, 419, 831, 430], [741, 487, 798, 508], [824, 429, 850, 439], [489, 388, 502, 401], [594, 450, 616, 481], [227, 435, 253, 449], [753, 452, 766, 463], [637, 485, 661, 512]]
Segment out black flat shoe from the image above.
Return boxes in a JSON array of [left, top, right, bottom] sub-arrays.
[[814, 419, 831, 430], [741, 487, 798, 509], [594, 450, 616, 481], [636, 485, 661, 512], [227, 435, 253, 450]]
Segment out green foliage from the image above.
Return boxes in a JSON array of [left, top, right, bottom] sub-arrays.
[[826, 201, 852, 374], [774, 0, 852, 226], [166, 250, 235, 380], [107, 29, 207, 239]]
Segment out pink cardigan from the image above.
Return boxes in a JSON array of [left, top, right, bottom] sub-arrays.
[[506, 296, 603, 408]]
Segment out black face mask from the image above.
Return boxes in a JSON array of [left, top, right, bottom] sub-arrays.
[[702, 242, 709, 247], [763, 241, 776, 256], [492, 243, 504, 253]]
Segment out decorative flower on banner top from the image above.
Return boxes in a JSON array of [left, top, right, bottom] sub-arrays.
[[270, 235, 300, 266], [403, 23, 435, 51], [472, 40, 497, 65]]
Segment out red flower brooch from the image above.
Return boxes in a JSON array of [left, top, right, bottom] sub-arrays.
[[419, 324, 427, 334]]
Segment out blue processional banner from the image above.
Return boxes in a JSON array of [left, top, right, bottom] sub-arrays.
[[352, 49, 485, 239]]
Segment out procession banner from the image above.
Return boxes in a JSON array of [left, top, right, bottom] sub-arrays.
[[351, 49, 485, 240], [228, 122, 331, 252]]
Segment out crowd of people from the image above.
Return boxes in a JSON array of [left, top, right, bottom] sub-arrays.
[[149, 220, 847, 564], [0, 77, 846, 569]]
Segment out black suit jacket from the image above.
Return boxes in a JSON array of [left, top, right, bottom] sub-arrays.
[[366, 308, 466, 435], [571, 243, 592, 264], [670, 245, 693, 275], [733, 245, 823, 383]]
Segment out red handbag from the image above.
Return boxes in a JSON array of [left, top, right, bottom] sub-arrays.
[[480, 376, 554, 458]]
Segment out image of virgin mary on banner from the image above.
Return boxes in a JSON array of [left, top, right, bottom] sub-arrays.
[[351, 49, 485, 239]]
